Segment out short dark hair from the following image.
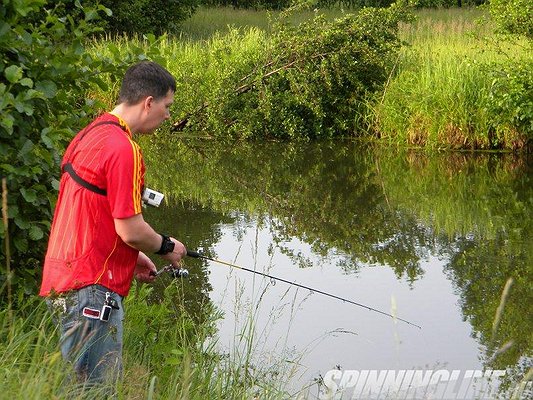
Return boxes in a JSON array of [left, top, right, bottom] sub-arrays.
[[117, 61, 176, 105]]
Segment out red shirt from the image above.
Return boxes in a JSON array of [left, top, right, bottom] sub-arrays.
[[40, 113, 145, 297]]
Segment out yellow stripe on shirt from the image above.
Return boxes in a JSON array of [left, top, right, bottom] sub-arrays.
[[95, 236, 119, 284], [128, 139, 142, 214]]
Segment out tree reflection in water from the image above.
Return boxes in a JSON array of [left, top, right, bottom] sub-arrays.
[[142, 137, 532, 392]]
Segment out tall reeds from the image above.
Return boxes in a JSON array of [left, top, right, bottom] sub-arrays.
[[0, 280, 292, 399], [374, 7, 531, 149], [89, 27, 268, 131]]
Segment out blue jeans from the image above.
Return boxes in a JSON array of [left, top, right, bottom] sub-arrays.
[[47, 285, 124, 384]]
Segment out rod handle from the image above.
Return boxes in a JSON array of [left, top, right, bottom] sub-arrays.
[[187, 249, 201, 258]]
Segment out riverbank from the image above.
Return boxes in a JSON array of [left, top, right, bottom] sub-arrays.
[[0, 281, 290, 399], [89, 6, 531, 150], [376, 8, 532, 150]]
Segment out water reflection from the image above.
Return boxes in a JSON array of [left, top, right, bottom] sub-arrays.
[[141, 137, 532, 394]]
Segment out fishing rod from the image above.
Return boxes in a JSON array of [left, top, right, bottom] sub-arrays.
[[184, 250, 421, 329]]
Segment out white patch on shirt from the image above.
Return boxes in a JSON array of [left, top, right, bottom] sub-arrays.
[[108, 270, 113, 280]]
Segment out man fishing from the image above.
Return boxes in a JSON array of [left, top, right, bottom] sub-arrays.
[[40, 61, 186, 385]]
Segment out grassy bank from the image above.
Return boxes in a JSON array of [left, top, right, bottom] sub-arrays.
[[92, 4, 410, 140], [89, 6, 531, 149], [0, 282, 292, 399], [375, 7, 532, 149]]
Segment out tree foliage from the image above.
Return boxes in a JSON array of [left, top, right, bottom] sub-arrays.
[[99, 0, 199, 36], [0, 0, 165, 303], [200, 0, 485, 9], [486, 59, 533, 144], [25, 0, 199, 36]]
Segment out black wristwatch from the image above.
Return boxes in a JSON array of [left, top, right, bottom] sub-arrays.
[[155, 234, 175, 255]]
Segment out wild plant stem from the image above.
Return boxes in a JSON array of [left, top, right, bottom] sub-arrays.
[[1, 178, 13, 331]]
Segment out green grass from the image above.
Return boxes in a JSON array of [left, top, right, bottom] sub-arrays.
[[89, 26, 268, 122], [178, 5, 357, 41], [89, 6, 531, 146], [178, 6, 277, 40], [0, 281, 295, 399], [179, 6, 489, 43], [375, 7, 532, 149], [398, 6, 489, 44]]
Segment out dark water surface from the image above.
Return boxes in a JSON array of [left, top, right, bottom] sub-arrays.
[[142, 139, 532, 398]]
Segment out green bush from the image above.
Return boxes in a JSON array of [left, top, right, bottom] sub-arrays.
[[181, 2, 413, 139], [25, 0, 200, 36], [100, 0, 200, 36], [485, 0, 532, 146], [0, 0, 164, 304], [487, 0, 533, 39], [487, 60, 533, 147]]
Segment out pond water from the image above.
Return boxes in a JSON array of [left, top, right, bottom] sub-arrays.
[[143, 139, 532, 399]]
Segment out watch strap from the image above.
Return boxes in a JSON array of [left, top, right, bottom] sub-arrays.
[[155, 234, 174, 255]]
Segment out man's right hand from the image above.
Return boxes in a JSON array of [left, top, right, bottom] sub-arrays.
[[160, 237, 187, 268]]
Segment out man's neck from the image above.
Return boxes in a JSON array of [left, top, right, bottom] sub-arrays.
[[110, 103, 142, 134]]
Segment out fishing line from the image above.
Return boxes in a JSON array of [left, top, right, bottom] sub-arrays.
[[186, 250, 421, 329]]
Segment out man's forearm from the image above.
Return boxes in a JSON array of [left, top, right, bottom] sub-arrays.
[[114, 213, 162, 253], [115, 213, 187, 264]]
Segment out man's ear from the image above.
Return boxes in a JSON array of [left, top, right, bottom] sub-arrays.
[[143, 96, 154, 111]]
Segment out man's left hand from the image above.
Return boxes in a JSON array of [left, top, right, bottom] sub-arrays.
[[135, 251, 157, 283]]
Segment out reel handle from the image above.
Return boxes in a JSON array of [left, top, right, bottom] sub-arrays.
[[187, 249, 201, 258]]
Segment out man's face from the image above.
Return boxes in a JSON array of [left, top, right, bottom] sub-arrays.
[[142, 89, 174, 133]]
